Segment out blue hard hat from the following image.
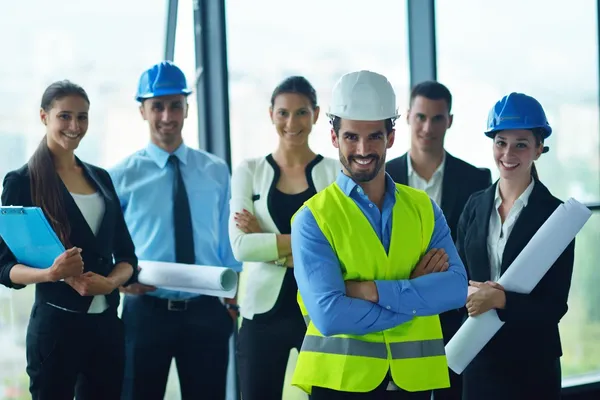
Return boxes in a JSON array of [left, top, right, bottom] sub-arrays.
[[135, 61, 192, 102], [484, 92, 552, 139]]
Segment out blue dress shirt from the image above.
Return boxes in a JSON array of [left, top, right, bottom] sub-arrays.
[[292, 172, 468, 337], [109, 142, 242, 300]]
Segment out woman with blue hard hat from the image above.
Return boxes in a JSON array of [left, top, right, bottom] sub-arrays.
[[455, 92, 575, 400]]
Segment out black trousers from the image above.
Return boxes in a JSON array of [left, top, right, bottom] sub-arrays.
[[121, 294, 233, 400], [312, 377, 431, 400], [463, 355, 562, 400], [25, 302, 125, 400], [236, 312, 306, 400]]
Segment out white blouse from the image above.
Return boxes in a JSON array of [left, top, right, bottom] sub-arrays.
[[47, 192, 107, 314], [487, 179, 535, 281]]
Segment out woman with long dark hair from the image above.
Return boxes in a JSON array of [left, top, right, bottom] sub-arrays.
[[457, 92, 575, 400], [0, 80, 137, 399]]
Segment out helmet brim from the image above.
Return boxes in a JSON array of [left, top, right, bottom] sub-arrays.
[[136, 88, 193, 102], [326, 111, 401, 121]]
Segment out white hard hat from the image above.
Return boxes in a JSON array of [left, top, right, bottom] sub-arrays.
[[327, 70, 400, 121]]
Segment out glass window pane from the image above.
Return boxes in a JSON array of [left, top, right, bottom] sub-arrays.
[[0, 1, 166, 397], [174, 0, 200, 150], [226, 2, 409, 398], [435, 0, 600, 204], [559, 211, 600, 381], [226, 0, 411, 169]]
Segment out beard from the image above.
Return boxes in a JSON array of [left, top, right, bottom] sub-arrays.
[[340, 152, 385, 182]]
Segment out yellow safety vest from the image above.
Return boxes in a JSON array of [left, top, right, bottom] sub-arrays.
[[292, 182, 449, 394]]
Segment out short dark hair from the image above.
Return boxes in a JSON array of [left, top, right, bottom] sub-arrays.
[[270, 76, 318, 110], [410, 81, 452, 113], [331, 116, 395, 136]]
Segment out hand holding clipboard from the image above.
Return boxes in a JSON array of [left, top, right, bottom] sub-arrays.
[[0, 206, 84, 280]]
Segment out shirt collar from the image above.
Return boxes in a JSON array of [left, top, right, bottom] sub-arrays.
[[145, 142, 189, 169], [336, 171, 398, 199], [494, 178, 535, 208], [407, 151, 446, 180]]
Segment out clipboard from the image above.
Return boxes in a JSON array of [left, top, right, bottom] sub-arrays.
[[0, 206, 66, 269]]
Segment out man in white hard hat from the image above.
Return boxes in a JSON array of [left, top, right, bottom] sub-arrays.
[[290, 70, 468, 399]]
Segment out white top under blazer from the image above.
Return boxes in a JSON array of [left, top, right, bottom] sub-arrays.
[[229, 155, 340, 319]]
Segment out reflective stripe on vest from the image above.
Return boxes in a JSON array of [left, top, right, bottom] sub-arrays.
[[292, 182, 449, 393], [301, 335, 445, 360]]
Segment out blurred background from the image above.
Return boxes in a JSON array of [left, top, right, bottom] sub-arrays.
[[0, 1, 599, 399]]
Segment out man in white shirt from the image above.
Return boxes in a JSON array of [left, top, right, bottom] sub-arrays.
[[386, 80, 492, 400]]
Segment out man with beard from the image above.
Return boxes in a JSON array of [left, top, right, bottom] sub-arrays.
[[108, 61, 241, 400], [386, 81, 491, 400], [290, 70, 468, 399]]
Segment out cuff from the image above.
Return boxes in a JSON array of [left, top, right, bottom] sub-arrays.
[[496, 291, 514, 322], [116, 258, 138, 287], [374, 280, 402, 312], [0, 262, 26, 290]]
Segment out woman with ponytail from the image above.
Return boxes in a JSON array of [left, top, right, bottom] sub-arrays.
[[0, 80, 138, 399], [455, 93, 575, 400]]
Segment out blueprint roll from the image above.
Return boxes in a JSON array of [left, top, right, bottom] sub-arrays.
[[137, 260, 238, 299], [445, 198, 592, 374]]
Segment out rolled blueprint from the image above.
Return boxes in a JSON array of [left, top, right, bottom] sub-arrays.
[[445, 198, 592, 374], [137, 260, 238, 299]]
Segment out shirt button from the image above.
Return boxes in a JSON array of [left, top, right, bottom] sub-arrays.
[[386, 306, 391, 310], [412, 310, 417, 314], [357, 188, 362, 193], [369, 204, 373, 208]]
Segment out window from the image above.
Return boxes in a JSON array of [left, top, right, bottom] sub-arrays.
[[560, 211, 600, 380], [435, 0, 600, 204], [0, 1, 166, 398], [226, 0, 411, 170], [226, 1, 410, 399], [436, 0, 600, 382], [174, 0, 200, 150]]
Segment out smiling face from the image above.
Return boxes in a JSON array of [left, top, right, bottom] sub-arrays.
[[269, 92, 319, 148], [332, 118, 394, 182], [407, 95, 453, 153], [493, 129, 543, 180], [140, 94, 188, 151], [41, 95, 89, 153]]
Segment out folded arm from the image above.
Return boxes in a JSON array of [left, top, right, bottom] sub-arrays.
[[292, 207, 413, 337], [496, 239, 575, 324], [374, 199, 468, 316], [228, 161, 285, 263]]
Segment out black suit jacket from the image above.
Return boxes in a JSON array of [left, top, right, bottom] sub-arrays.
[[386, 152, 492, 242], [386, 152, 492, 343], [0, 160, 138, 313], [456, 179, 575, 362]]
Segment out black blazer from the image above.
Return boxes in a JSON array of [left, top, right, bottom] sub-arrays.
[[0, 160, 138, 313], [386, 152, 492, 242], [456, 179, 575, 362]]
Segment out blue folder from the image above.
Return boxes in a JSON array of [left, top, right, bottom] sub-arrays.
[[0, 206, 65, 269]]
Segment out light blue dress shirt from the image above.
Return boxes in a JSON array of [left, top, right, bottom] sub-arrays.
[[292, 172, 468, 337], [109, 142, 242, 300]]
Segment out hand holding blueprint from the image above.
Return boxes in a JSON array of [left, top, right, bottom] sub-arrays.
[[445, 198, 592, 374], [137, 260, 238, 298]]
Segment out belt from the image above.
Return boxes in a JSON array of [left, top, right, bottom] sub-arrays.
[[141, 294, 205, 311]]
